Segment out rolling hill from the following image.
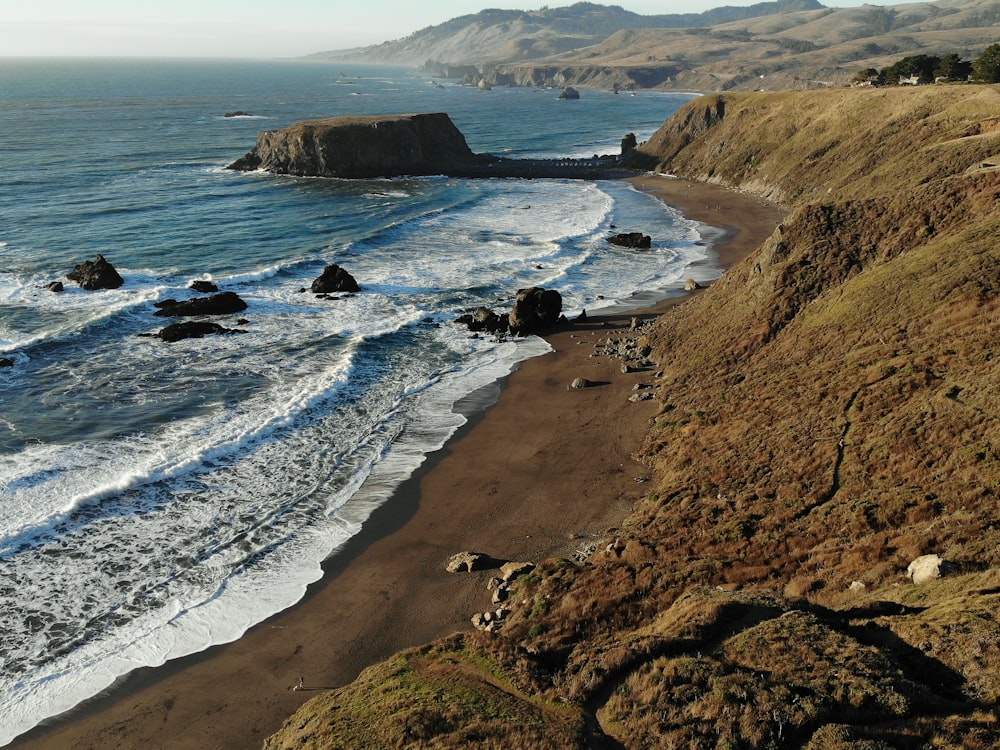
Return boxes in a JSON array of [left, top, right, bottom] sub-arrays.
[[311, 0, 1000, 91]]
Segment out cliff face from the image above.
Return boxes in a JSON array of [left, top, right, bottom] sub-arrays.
[[264, 86, 1000, 748], [228, 113, 481, 178]]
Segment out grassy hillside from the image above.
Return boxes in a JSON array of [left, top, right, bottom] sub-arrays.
[[314, 0, 998, 93], [264, 85, 1000, 748]]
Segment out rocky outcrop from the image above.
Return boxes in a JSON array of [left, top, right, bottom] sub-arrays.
[[311, 264, 360, 294], [508, 286, 563, 335], [228, 113, 486, 178], [67, 254, 124, 290], [153, 291, 248, 317], [454, 287, 564, 337], [558, 86, 580, 100]]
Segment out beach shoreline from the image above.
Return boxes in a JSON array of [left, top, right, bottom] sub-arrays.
[[9, 175, 785, 750]]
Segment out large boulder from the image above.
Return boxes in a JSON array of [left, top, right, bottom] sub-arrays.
[[311, 264, 361, 294], [153, 291, 248, 317], [508, 286, 562, 335], [67, 254, 124, 290], [558, 86, 581, 100], [228, 113, 485, 178], [906, 554, 955, 584]]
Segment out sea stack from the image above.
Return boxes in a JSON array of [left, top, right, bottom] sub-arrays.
[[227, 112, 486, 178]]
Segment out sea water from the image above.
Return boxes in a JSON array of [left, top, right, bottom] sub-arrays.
[[0, 58, 704, 743]]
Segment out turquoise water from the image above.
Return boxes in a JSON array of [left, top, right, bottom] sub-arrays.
[[0, 58, 701, 743]]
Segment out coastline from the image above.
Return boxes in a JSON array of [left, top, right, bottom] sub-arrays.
[[9, 175, 785, 750]]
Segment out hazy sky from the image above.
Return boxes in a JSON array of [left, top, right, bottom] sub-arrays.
[[2, 0, 876, 59]]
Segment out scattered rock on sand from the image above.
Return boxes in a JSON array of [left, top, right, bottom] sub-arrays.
[[571, 377, 592, 389], [684, 278, 702, 291], [446, 551, 488, 573], [500, 561, 534, 581], [629, 392, 655, 402]]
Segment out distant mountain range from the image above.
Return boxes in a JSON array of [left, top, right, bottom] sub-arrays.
[[309, 0, 1000, 91]]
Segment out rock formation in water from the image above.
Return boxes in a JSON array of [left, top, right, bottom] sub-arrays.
[[153, 321, 247, 343], [227, 113, 486, 178], [311, 264, 360, 294], [508, 286, 563, 335], [67, 254, 124, 290], [153, 291, 248, 317], [607, 231, 652, 248]]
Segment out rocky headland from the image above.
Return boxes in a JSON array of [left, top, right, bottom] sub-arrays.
[[228, 112, 484, 178], [262, 84, 1000, 748], [228, 111, 637, 179]]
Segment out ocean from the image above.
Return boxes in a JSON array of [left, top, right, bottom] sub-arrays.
[[0, 58, 704, 743]]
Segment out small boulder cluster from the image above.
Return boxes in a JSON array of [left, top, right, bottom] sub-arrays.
[[445, 552, 535, 634], [48, 255, 362, 346], [572, 317, 662, 402], [455, 286, 565, 337]]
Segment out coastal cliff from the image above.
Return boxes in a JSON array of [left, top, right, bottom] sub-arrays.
[[228, 112, 484, 177], [264, 85, 1000, 748]]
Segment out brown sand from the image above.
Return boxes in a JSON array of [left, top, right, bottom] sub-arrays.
[[10, 176, 785, 750]]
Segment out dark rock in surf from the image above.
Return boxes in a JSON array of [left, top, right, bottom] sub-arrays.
[[508, 286, 562, 335], [47, 281, 64, 293], [558, 86, 581, 100], [224, 111, 254, 118], [67, 254, 124, 290], [153, 291, 248, 317], [455, 306, 509, 335], [311, 264, 361, 294], [189, 280, 219, 293], [154, 321, 247, 343], [0, 357, 13, 368], [607, 232, 652, 249]]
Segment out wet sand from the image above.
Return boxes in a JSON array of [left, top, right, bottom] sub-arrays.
[[10, 175, 785, 750]]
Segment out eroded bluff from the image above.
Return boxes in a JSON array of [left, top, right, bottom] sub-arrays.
[[227, 112, 485, 177]]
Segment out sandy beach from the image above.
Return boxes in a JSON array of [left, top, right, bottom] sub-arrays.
[[10, 176, 784, 750]]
